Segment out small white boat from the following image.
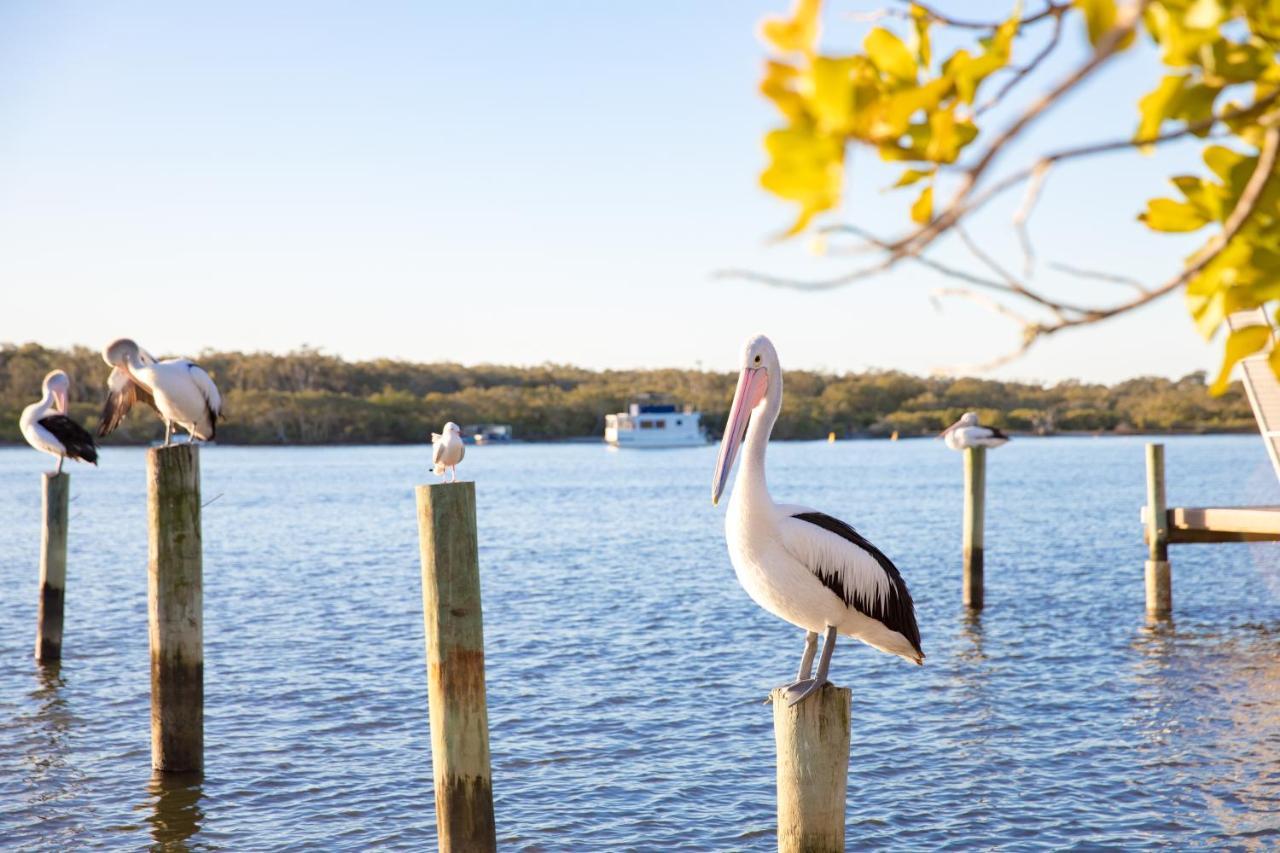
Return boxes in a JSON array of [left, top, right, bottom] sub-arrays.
[[605, 398, 706, 448]]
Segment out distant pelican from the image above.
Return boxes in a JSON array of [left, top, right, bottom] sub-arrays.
[[713, 335, 923, 706], [98, 339, 221, 446], [432, 422, 465, 481], [940, 412, 1009, 450], [20, 370, 99, 474]]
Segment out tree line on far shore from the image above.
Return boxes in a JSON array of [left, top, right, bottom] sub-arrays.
[[0, 342, 1255, 445]]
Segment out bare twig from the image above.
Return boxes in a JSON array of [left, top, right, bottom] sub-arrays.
[[1049, 262, 1149, 293], [976, 11, 1066, 116], [889, 0, 1069, 31], [930, 286, 1031, 326], [1012, 161, 1052, 278]]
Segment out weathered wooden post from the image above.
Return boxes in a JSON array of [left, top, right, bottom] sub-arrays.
[[35, 472, 70, 662], [1144, 442, 1172, 617], [147, 444, 203, 773], [963, 446, 986, 610], [771, 684, 850, 852], [416, 481, 496, 852]]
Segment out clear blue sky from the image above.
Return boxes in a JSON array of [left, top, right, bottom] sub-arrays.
[[0, 2, 1223, 383]]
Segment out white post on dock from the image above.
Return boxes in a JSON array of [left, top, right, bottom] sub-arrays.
[[963, 446, 986, 610], [147, 444, 204, 773], [1144, 443, 1172, 617], [771, 684, 850, 852], [416, 481, 496, 852], [35, 472, 70, 663]]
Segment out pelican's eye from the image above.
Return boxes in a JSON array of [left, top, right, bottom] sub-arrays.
[[753, 355, 761, 365]]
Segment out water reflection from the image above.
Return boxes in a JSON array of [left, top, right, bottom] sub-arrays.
[[145, 772, 205, 849], [26, 662, 72, 786]]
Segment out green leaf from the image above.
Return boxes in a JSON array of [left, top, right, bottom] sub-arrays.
[[1210, 324, 1270, 395], [864, 27, 917, 84], [1139, 198, 1210, 232], [910, 184, 933, 224]]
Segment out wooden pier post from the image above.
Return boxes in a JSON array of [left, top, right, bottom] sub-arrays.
[[147, 445, 203, 773], [416, 481, 496, 853], [771, 684, 850, 853], [35, 472, 70, 662], [963, 446, 986, 610], [1144, 443, 1172, 617]]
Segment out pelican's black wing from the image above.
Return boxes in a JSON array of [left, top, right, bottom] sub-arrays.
[[39, 415, 99, 464]]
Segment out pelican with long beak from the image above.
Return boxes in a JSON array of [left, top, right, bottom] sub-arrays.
[[939, 411, 1009, 450], [98, 338, 222, 446], [20, 370, 99, 474], [713, 335, 923, 705]]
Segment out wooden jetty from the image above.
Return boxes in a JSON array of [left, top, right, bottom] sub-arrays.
[[1139, 308, 1280, 615]]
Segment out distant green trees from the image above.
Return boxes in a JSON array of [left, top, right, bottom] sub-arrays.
[[0, 342, 1255, 445]]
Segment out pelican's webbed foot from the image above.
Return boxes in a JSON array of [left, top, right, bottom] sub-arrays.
[[780, 677, 827, 706]]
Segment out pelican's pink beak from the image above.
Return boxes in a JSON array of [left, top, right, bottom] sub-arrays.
[[712, 366, 768, 505], [54, 388, 69, 414], [938, 417, 962, 439]]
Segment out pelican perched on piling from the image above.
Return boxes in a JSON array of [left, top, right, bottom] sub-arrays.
[[712, 335, 923, 706], [940, 412, 1009, 450], [432, 422, 465, 482], [98, 338, 221, 446], [20, 370, 99, 473]]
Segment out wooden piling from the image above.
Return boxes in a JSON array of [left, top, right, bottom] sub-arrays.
[[771, 684, 850, 853], [147, 445, 203, 773], [1144, 443, 1172, 617], [416, 481, 496, 853], [963, 446, 986, 610], [35, 472, 70, 662]]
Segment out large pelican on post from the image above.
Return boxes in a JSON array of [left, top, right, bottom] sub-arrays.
[[712, 335, 923, 705], [940, 412, 1009, 450], [98, 338, 222, 446], [20, 370, 99, 473]]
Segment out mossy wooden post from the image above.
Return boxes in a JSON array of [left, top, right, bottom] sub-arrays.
[[963, 446, 986, 610], [35, 472, 70, 662], [416, 481, 496, 852], [771, 684, 850, 853], [1144, 443, 1172, 617], [147, 444, 203, 773]]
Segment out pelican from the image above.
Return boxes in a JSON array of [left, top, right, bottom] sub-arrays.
[[712, 335, 923, 705], [432, 422, 465, 481], [20, 370, 99, 474], [940, 412, 1009, 450], [98, 339, 222, 446]]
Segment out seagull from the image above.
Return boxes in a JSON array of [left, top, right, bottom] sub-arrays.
[[940, 412, 1009, 450], [98, 338, 222, 447], [20, 370, 99, 474], [712, 335, 923, 706], [432, 422, 465, 482]]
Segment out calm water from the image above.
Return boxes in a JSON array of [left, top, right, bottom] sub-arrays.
[[0, 436, 1277, 850]]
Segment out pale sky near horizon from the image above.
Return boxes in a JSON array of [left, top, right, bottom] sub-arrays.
[[0, 2, 1231, 383]]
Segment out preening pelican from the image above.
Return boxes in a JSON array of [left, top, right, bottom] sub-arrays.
[[940, 412, 1009, 450], [432, 422, 465, 481], [98, 338, 221, 446], [712, 335, 923, 705], [20, 370, 98, 474]]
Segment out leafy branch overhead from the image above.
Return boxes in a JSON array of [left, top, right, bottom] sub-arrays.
[[743, 0, 1280, 390]]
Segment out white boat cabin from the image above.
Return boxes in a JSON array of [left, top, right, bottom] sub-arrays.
[[605, 401, 706, 448]]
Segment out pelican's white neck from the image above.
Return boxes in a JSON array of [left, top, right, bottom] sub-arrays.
[[732, 370, 782, 509]]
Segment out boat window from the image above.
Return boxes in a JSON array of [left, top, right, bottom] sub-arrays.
[[655, 420, 666, 428], [640, 420, 653, 429]]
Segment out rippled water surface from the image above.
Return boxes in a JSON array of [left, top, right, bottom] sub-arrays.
[[1, 436, 1278, 850]]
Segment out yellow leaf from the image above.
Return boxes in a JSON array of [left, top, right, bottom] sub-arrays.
[[864, 27, 917, 84], [760, 0, 822, 54], [1075, 0, 1116, 47], [1135, 75, 1186, 149], [760, 61, 807, 122], [1184, 0, 1224, 30], [809, 57, 859, 133], [1139, 198, 1210, 232], [1270, 346, 1280, 385], [910, 184, 933, 224], [1210, 324, 1270, 395], [910, 4, 931, 68], [892, 168, 933, 188]]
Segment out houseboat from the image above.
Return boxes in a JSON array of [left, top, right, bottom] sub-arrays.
[[605, 398, 706, 448]]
